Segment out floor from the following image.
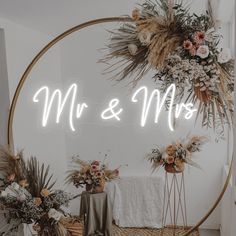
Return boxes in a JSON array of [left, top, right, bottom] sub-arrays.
[[199, 229, 220, 236]]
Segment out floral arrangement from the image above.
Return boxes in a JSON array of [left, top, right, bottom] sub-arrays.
[[147, 136, 207, 173], [101, 0, 234, 133], [66, 156, 120, 193], [0, 148, 82, 236]]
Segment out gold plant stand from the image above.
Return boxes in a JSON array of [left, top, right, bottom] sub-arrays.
[[161, 171, 187, 236]]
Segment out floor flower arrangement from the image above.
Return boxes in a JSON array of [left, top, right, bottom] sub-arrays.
[[0, 148, 82, 236]]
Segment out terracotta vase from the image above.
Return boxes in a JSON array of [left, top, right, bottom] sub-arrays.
[[165, 164, 184, 174], [92, 178, 105, 194]]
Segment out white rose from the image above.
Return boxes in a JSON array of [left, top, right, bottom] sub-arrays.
[[196, 45, 210, 59], [11, 182, 20, 190], [128, 44, 138, 55], [48, 208, 63, 221], [17, 194, 27, 202], [0, 191, 8, 197], [205, 28, 215, 42], [218, 48, 231, 64], [138, 30, 152, 45]]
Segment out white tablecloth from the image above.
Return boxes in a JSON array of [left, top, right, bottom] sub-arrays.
[[105, 176, 164, 228]]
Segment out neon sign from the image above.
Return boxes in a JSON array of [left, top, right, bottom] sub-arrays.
[[33, 83, 196, 131]]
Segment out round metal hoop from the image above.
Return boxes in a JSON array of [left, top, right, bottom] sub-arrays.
[[7, 16, 232, 235]]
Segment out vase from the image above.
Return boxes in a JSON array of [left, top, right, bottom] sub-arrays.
[[85, 184, 93, 192], [164, 164, 184, 174], [92, 179, 105, 194]]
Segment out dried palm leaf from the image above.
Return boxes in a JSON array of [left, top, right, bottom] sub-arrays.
[[26, 157, 56, 197], [59, 217, 83, 236]]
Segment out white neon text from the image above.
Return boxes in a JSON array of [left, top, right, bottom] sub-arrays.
[[131, 84, 197, 131], [101, 98, 123, 121], [33, 83, 197, 132], [33, 83, 88, 131]]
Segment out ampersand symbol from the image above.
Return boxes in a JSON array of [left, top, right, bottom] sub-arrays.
[[101, 98, 123, 121]]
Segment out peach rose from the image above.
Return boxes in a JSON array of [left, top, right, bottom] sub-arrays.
[[34, 197, 42, 206], [32, 224, 41, 232], [166, 156, 175, 164], [132, 9, 141, 21], [175, 158, 185, 172], [19, 179, 29, 188], [41, 188, 50, 197], [183, 40, 193, 50], [193, 31, 205, 44], [166, 145, 177, 156]]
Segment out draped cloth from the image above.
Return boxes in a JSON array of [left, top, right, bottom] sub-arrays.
[[105, 176, 164, 228], [80, 192, 112, 236]]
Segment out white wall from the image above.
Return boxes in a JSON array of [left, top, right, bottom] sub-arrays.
[[0, 29, 10, 146]]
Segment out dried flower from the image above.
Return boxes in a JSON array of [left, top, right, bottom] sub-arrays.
[[19, 179, 29, 188], [205, 28, 214, 42], [48, 208, 63, 221], [32, 224, 41, 232], [193, 31, 205, 44], [138, 29, 152, 45], [175, 158, 185, 172], [7, 173, 15, 182], [196, 45, 209, 59], [132, 9, 141, 21], [0, 191, 7, 197], [218, 48, 231, 64], [183, 40, 193, 50], [91, 161, 100, 166], [12, 155, 20, 161], [91, 165, 98, 172], [166, 156, 175, 164], [33, 197, 42, 206], [17, 194, 27, 202], [128, 44, 138, 56], [41, 188, 50, 197], [166, 145, 176, 156]]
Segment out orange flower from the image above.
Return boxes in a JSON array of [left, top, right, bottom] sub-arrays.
[[175, 158, 185, 172], [32, 224, 41, 232], [166, 156, 175, 164], [132, 9, 141, 21], [7, 173, 15, 182], [19, 179, 29, 188], [40, 188, 50, 197], [193, 31, 205, 44], [34, 197, 42, 206], [166, 145, 177, 156], [183, 40, 193, 50]]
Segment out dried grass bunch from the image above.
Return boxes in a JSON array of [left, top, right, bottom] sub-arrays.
[[147, 136, 207, 173], [0, 147, 82, 236], [101, 0, 234, 134]]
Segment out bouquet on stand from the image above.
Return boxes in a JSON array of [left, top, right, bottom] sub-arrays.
[[66, 156, 120, 193], [147, 136, 207, 173]]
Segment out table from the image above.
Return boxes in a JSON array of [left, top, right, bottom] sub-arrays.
[[80, 191, 112, 236]]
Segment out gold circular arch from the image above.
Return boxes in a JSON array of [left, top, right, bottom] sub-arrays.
[[7, 16, 233, 236]]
